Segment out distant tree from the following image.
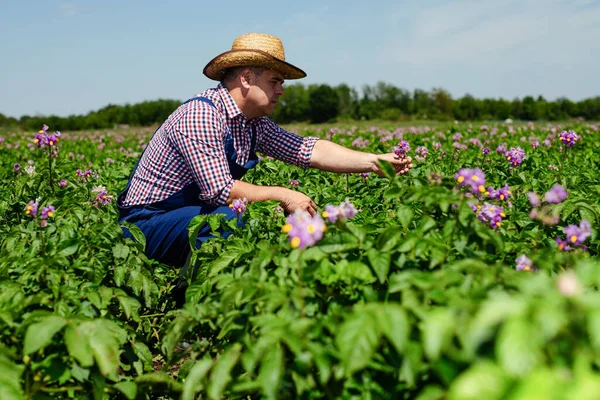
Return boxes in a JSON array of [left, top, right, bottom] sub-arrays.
[[453, 94, 480, 120], [494, 99, 512, 120], [412, 89, 437, 118], [511, 99, 523, 120], [520, 96, 537, 120], [272, 83, 310, 123], [431, 88, 453, 117], [334, 84, 359, 119], [308, 84, 339, 123]]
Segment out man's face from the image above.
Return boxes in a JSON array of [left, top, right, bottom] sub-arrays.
[[248, 69, 285, 118]]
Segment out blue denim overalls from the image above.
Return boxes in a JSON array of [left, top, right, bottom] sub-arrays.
[[117, 97, 259, 267]]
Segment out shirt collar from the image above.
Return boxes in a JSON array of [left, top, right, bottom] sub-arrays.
[[216, 82, 245, 121]]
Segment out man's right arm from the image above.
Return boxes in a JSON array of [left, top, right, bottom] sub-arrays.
[[227, 180, 318, 215]]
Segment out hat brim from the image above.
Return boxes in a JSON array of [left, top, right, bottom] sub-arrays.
[[203, 49, 306, 81]]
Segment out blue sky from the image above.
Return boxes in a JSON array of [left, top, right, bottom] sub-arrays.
[[1, 0, 599, 118]]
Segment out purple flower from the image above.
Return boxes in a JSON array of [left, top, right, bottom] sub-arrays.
[[322, 198, 359, 223], [515, 254, 535, 271], [505, 147, 526, 167], [92, 185, 114, 207], [281, 210, 326, 249], [393, 140, 410, 158], [13, 163, 21, 172], [352, 137, 369, 148], [289, 179, 300, 188], [229, 197, 248, 214], [476, 202, 506, 229], [544, 184, 568, 204], [489, 184, 511, 201], [58, 179, 68, 188], [415, 146, 428, 159], [34, 132, 48, 148], [527, 192, 540, 207], [433, 142, 442, 150], [559, 130, 580, 148], [564, 220, 592, 247], [40, 205, 55, 219], [548, 165, 558, 171], [455, 168, 486, 194], [555, 237, 572, 252], [482, 147, 491, 155], [360, 173, 370, 179], [46, 131, 61, 147], [496, 143, 507, 155], [25, 199, 39, 217]]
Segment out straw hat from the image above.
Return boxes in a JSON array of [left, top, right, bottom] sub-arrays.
[[203, 33, 306, 81]]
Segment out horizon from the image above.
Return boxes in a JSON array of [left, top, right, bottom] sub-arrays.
[[1, 0, 599, 119]]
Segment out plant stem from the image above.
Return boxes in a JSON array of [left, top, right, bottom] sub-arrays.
[[557, 147, 568, 184], [39, 386, 84, 393], [48, 150, 55, 194]]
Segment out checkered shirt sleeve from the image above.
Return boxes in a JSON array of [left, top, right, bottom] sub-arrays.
[[255, 117, 319, 168], [170, 104, 234, 205]]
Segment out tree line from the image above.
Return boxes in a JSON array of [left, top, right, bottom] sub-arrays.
[[1, 82, 599, 131]]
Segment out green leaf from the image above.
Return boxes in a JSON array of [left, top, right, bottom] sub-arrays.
[[399, 341, 422, 387], [132, 342, 153, 372], [422, 308, 454, 360], [181, 357, 213, 400], [112, 243, 130, 260], [258, 344, 284, 399], [367, 248, 391, 283], [398, 237, 418, 253], [24, 315, 67, 355], [587, 310, 600, 351], [88, 328, 121, 376], [397, 204, 414, 230], [0, 356, 25, 400], [58, 240, 80, 257], [336, 309, 380, 375], [417, 216, 437, 234], [188, 215, 210, 249], [121, 221, 146, 250], [344, 260, 376, 282], [374, 304, 409, 355], [114, 264, 127, 286], [115, 292, 141, 321], [208, 344, 242, 400], [65, 324, 94, 367], [113, 381, 137, 400], [378, 159, 397, 180], [448, 361, 510, 400], [496, 317, 539, 376]]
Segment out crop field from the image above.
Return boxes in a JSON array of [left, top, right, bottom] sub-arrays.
[[1, 121, 600, 399]]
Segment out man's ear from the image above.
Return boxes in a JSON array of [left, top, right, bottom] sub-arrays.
[[240, 68, 253, 89]]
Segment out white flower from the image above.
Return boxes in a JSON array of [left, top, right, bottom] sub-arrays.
[[24, 165, 36, 175], [92, 185, 107, 195], [557, 270, 581, 297]]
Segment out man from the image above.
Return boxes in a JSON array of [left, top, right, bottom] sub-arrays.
[[117, 32, 412, 273]]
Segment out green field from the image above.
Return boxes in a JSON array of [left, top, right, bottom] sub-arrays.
[[1, 120, 599, 399]]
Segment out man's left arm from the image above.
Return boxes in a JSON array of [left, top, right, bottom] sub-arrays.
[[309, 139, 412, 176]]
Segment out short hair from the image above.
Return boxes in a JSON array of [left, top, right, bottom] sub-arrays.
[[221, 66, 266, 87]]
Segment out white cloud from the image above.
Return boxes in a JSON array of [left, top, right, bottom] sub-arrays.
[[58, 2, 78, 17], [380, 0, 600, 68]]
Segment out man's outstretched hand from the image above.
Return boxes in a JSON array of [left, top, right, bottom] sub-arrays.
[[280, 189, 318, 216], [373, 153, 414, 177]]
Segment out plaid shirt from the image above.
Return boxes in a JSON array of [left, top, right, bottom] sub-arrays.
[[123, 83, 319, 207]]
